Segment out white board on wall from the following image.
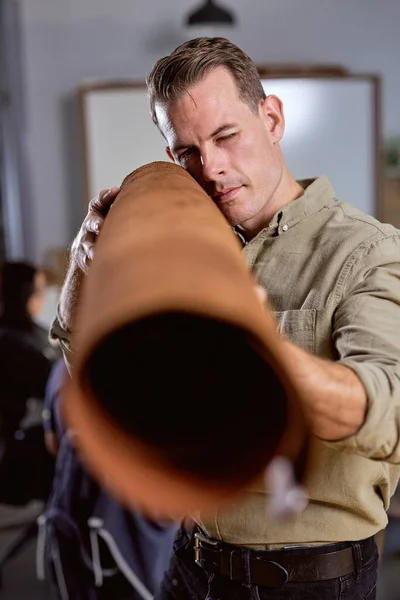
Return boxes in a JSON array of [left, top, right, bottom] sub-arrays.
[[266, 78, 378, 216], [82, 86, 167, 201], [79, 74, 380, 216]]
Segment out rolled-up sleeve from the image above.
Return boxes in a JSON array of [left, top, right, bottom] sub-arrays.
[[327, 233, 400, 463]]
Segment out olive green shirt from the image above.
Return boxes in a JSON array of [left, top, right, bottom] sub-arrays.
[[51, 176, 400, 547], [196, 176, 400, 547]]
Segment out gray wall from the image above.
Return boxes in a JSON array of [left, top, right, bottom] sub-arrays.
[[17, 0, 400, 263]]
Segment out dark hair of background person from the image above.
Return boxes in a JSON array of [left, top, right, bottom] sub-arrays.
[[0, 261, 42, 330]]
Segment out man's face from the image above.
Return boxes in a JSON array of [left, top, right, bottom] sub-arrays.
[[156, 67, 285, 230]]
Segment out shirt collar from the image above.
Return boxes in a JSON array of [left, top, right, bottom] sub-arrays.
[[273, 175, 336, 234]]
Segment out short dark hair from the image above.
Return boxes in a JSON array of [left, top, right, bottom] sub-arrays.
[[146, 37, 266, 129], [0, 261, 38, 329]]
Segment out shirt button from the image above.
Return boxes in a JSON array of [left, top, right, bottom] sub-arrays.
[[282, 224, 288, 232]]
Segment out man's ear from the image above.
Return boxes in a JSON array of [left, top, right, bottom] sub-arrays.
[[166, 147, 174, 162], [260, 95, 285, 143]]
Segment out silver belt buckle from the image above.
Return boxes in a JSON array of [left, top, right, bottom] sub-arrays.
[[193, 531, 219, 565]]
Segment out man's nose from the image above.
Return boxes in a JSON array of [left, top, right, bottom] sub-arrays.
[[200, 148, 226, 182]]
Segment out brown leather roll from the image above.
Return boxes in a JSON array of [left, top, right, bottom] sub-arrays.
[[62, 161, 307, 518]]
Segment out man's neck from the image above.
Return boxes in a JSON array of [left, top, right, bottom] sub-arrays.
[[238, 172, 304, 242]]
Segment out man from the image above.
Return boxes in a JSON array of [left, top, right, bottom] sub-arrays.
[[51, 37, 400, 599]]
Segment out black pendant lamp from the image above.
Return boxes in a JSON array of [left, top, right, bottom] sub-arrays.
[[186, 0, 236, 27]]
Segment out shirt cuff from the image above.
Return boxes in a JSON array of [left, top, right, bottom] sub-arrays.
[[323, 359, 400, 463]]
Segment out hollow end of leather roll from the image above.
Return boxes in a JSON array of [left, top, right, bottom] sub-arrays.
[[61, 311, 309, 517]]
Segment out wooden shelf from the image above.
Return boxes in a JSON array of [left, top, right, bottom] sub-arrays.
[[382, 177, 400, 227]]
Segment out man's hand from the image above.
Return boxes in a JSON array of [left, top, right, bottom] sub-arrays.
[[254, 284, 268, 304], [58, 187, 119, 334], [72, 187, 120, 274]]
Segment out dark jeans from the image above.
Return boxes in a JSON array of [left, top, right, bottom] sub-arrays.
[[155, 525, 379, 600]]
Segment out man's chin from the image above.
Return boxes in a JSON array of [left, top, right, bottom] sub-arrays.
[[219, 205, 241, 225], [223, 209, 251, 228]]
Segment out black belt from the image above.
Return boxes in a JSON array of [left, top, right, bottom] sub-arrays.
[[193, 531, 376, 588]]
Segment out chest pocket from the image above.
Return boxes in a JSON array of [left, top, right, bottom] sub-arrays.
[[273, 309, 317, 355]]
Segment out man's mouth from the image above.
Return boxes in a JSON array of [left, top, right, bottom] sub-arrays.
[[213, 186, 242, 203]]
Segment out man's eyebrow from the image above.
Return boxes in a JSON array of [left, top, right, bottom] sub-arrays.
[[172, 123, 238, 154], [209, 123, 237, 138], [172, 141, 193, 154]]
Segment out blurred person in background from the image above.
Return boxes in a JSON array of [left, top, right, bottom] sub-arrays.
[[0, 261, 59, 505], [39, 357, 177, 599]]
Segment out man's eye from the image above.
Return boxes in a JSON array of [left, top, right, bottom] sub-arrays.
[[217, 133, 237, 143], [179, 148, 195, 159]]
